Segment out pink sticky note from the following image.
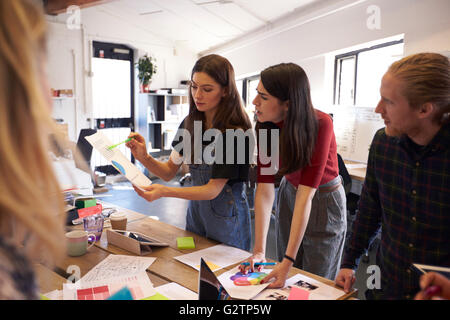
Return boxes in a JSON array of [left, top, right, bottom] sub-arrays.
[[288, 286, 310, 300]]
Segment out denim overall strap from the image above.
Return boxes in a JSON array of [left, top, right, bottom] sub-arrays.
[[186, 163, 251, 251]]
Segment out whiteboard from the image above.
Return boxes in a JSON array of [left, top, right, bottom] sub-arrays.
[[333, 107, 385, 163]]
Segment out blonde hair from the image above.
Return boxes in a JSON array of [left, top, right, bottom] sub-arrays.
[[0, 0, 66, 263], [388, 52, 450, 124]]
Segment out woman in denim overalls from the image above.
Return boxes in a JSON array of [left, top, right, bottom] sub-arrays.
[[127, 54, 252, 251], [241, 63, 347, 287]]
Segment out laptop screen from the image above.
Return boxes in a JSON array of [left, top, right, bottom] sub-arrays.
[[198, 258, 232, 300]]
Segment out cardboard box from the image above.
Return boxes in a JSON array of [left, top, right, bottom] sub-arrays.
[[106, 229, 152, 255]]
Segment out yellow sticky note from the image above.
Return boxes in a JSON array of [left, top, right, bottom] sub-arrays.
[[177, 237, 195, 249], [142, 292, 170, 300], [196, 261, 220, 271]]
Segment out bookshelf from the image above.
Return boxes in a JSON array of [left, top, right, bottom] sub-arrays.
[[137, 93, 189, 155]]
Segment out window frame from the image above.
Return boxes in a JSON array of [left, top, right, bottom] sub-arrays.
[[333, 38, 404, 106]]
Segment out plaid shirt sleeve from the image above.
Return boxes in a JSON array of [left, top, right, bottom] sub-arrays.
[[341, 130, 383, 270]]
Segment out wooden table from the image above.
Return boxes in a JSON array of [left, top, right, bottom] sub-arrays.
[[344, 160, 367, 182], [38, 207, 356, 300]]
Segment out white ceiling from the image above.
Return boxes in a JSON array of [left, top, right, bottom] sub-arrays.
[[78, 0, 324, 53]]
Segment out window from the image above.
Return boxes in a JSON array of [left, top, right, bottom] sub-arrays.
[[91, 41, 135, 174], [235, 75, 260, 123], [334, 39, 404, 107]]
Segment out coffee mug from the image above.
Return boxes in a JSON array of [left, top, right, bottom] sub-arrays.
[[109, 212, 127, 231], [66, 230, 95, 257]]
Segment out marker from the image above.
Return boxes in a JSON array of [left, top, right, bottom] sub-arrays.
[[107, 137, 133, 150], [424, 285, 441, 297], [240, 262, 276, 267]]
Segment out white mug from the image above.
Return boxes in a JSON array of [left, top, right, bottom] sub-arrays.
[[66, 230, 95, 257]]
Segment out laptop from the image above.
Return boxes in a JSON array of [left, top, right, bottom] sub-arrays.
[[198, 258, 232, 300]]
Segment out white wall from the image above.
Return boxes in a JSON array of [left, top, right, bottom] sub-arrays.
[[46, 9, 197, 142], [211, 0, 450, 108]]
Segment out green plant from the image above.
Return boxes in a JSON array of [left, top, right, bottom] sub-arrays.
[[136, 54, 157, 85]]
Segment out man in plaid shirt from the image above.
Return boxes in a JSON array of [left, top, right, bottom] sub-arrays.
[[335, 53, 450, 299]]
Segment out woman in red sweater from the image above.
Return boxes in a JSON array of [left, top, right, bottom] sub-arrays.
[[243, 63, 346, 288]]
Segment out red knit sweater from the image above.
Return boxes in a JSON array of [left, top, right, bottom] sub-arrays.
[[257, 110, 339, 188]]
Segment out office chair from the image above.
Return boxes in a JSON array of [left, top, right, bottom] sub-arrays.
[[338, 154, 362, 253], [338, 154, 380, 263]]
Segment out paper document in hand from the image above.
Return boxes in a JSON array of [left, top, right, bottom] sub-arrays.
[[174, 244, 252, 271], [85, 131, 151, 188]]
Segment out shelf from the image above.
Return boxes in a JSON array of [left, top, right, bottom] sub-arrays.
[[52, 97, 75, 100], [148, 120, 183, 125], [140, 92, 187, 97]]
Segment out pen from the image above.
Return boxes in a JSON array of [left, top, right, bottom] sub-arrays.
[[240, 262, 276, 267], [107, 137, 133, 150]]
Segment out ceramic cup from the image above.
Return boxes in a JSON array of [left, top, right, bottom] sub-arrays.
[[66, 230, 95, 257], [110, 212, 127, 231]]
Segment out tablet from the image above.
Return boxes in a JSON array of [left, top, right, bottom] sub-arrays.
[[112, 230, 169, 247]]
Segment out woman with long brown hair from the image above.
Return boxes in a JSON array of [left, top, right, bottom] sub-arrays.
[[242, 63, 346, 287], [0, 0, 67, 299], [127, 54, 253, 251]]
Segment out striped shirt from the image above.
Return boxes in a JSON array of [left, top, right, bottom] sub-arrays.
[[341, 123, 450, 299]]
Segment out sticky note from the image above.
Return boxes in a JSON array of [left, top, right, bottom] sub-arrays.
[[177, 237, 195, 249], [75, 198, 97, 209], [196, 261, 220, 271], [108, 287, 133, 300], [288, 287, 310, 300], [142, 292, 170, 300]]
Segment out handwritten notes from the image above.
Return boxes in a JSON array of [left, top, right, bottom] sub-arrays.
[[81, 254, 156, 282], [334, 107, 384, 162]]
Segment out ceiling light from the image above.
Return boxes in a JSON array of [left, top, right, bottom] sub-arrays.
[[197, 0, 233, 6]]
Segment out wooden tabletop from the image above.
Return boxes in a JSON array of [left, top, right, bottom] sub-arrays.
[[344, 160, 367, 182], [39, 207, 356, 299]]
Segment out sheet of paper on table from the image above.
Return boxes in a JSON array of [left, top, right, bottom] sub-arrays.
[[81, 254, 156, 282], [253, 273, 345, 300], [85, 131, 152, 189], [174, 244, 252, 271], [217, 266, 271, 300], [62, 272, 156, 300], [153, 282, 197, 300]]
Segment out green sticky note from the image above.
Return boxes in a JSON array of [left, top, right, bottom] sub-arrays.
[[177, 237, 195, 249], [40, 294, 50, 300], [142, 292, 170, 300], [75, 198, 97, 209]]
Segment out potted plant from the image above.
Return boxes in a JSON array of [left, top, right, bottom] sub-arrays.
[[137, 54, 157, 93]]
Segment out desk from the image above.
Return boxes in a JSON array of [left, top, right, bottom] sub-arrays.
[[344, 160, 367, 195], [40, 207, 356, 300], [344, 160, 367, 182]]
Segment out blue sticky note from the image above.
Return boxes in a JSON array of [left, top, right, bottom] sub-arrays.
[[108, 286, 133, 300]]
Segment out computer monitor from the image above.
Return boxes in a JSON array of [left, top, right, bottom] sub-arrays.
[[74, 128, 97, 172]]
